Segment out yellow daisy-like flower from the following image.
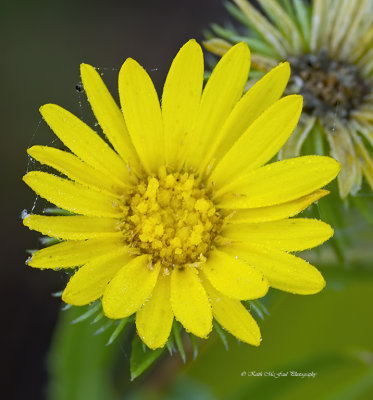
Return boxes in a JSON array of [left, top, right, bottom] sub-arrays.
[[205, 0, 373, 198], [23, 40, 339, 350]]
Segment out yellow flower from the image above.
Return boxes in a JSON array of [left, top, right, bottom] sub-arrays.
[[205, 0, 373, 198], [23, 40, 339, 350]]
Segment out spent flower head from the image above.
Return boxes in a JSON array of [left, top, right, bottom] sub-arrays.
[[205, 0, 373, 199], [23, 40, 339, 350]]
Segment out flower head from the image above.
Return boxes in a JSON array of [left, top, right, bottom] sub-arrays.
[[205, 0, 373, 198], [23, 40, 339, 349]]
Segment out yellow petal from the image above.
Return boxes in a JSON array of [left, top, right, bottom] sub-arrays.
[[209, 95, 303, 189], [205, 62, 291, 166], [62, 249, 133, 306], [23, 171, 122, 218], [28, 236, 124, 269], [202, 278, 261, 346], [170, 265, 212, 338], [118, 58, 164, 174], [202, 249, 268, 300], [162, 39, 203, 170], [23, 215, 119, 240], [216, 156, 340, 208], [224, 243, 326, 295], [28, 146, 125, 196], [185, 42, 251, 172], [222, 218, 334, 252], [80, 63, 143, 176], [229, 189, 329, 223], [103, 255, 160, 319], [40, 104, 133, 185], [136, 273, 174, 350]]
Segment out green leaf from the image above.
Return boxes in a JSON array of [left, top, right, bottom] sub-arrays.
[[130, 335, 164, 381], [47, 307, 120, 400]]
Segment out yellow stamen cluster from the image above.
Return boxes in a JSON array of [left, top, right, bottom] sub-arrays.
[[121, 167, 223, 266]]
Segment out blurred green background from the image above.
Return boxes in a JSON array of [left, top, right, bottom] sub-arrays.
[[1, 0, 372, 399]]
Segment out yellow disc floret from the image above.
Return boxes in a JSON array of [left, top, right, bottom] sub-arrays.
[[121, 167, 223, 266]]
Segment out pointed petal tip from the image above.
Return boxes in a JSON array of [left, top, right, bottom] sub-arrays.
[[275, 61, 290, 73], [102, 306, 125, 320], [319, 156, 342, 180], [80, 63, 96, 78], [226, 41, 250, 59], [246, 331, 262, 347], [284, 94, 303, 108], [318, 189, 330, 198], [26, 146, 35, 157], [80, 62, 91, 71], [22, 172, 32, 185], [120, 57, 139, 72], [22, 216, 30, 227], [185, 38, 198, 46], [327, 224, 334, 239], [26, 145, 41, 158], [175, 39, 203, 59], [233, 41, 249, 51], [299, 272, 326, 295], [39, 103, 60, 118], [280, 61, 290, 68], [61, 290, 82, 307], [137, 331, 168, 350]]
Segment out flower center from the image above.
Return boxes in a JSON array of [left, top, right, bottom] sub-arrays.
[[121, 167, 223, 266], [288, 51, 371, 121]]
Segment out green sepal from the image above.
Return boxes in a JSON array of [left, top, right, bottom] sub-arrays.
[[173, 321, 186, 363], [94, 320, 113, 336], [213, 320, 229, 351], [106, 318, 129, 346], [245, 299, 270, 321], [188, 334, 199, 360], [166, 334, 176, 355], [130, 335, 164, 381], [70, 302, 101, 325]]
